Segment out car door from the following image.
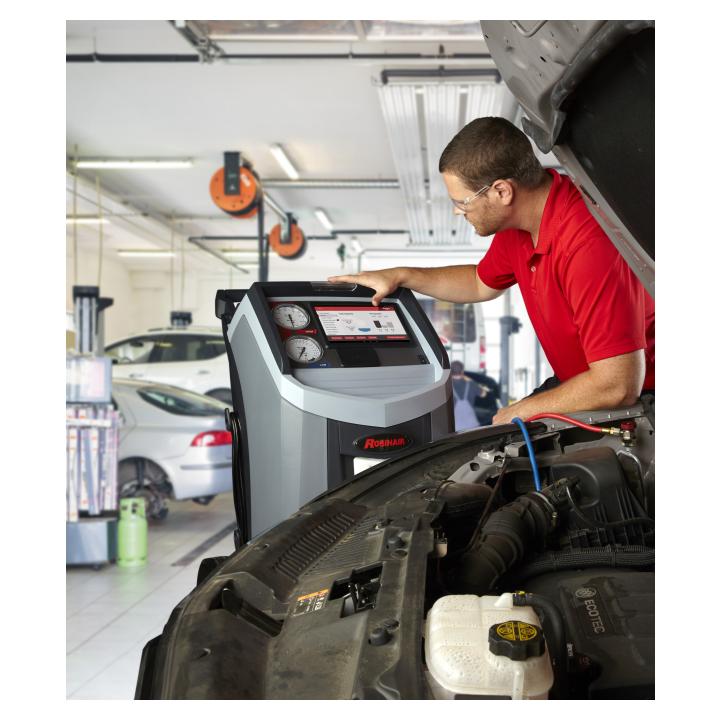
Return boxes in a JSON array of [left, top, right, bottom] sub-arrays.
[[106, 335, 162, 382], [134, 334, 227, 394]]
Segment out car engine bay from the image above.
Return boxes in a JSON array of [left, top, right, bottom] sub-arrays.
[[137, 399, 654, 700]]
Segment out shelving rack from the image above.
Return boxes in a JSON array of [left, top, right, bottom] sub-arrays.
[[66, 286, 118, 568]]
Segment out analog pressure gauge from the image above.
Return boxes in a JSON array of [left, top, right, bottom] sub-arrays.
[[272, 303, 310, 330], [285, 336, 323, 364]]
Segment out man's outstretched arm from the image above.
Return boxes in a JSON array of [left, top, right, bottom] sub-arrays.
[[328, 265, 504, 306], [493, 350, 645, 424]]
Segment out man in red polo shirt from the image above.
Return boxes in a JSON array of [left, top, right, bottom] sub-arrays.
[[328, 117, 654, 425]]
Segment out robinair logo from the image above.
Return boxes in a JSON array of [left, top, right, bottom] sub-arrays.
[[355, 434, 412, 453]]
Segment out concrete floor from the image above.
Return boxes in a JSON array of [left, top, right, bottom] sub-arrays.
[[66, 493, 236, 699]]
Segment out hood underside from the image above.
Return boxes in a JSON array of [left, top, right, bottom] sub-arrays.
[[481, 20, 655, 296]]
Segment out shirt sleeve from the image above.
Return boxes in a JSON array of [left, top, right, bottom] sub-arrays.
[[477, 231, 517, 290], [560, 221, 647, 364]]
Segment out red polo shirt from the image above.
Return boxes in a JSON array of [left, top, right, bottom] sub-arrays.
[[477, 170, 654, 391]]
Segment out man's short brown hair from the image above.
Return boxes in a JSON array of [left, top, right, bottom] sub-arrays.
[[438, 116, 546, 190]]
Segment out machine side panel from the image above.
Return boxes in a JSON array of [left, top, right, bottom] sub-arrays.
[[280, 396, 329, 518], [231, 316, 328, 538]]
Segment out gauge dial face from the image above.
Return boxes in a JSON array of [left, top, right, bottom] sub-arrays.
[[272, 303, 309, 330], [285, 336, 323, 364]]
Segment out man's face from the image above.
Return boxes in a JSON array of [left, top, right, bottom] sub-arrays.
[[442, 172, 508, 237]]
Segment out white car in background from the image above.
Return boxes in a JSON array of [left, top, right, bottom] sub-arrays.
[[113, 379, 233, 520], [106, 326, 232, 405]]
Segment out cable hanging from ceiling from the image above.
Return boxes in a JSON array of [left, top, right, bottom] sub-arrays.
[[170, 215, 175, 311], [96, 175, 104, 287], [72, 145, 79, 285]]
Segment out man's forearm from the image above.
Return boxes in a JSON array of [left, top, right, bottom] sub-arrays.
[[493, 366, 639, 424], [398, 265, 487, 303]]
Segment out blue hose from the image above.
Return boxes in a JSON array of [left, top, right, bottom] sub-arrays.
[[512, 417, 542, 492]]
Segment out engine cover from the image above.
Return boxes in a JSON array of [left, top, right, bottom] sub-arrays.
[[522, 569, 654, 699]]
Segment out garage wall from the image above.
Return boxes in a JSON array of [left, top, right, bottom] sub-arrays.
[[67, 239, 136, 342], [68, 231, 552, 393], [123, 254, 350, 335]]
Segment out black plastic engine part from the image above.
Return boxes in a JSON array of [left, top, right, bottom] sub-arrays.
[[545, 447, 653, 548], [502, 545, 655, 587], [520, 569, 654, 699], [452, 479, 570, 595]]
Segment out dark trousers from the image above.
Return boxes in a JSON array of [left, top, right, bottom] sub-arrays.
[[528, 375, 561, 397]]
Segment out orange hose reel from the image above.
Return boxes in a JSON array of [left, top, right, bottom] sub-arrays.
[[268, 221, 307, 260], [209, 166, 262, 218]]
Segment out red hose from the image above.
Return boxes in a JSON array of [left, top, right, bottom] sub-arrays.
[[525, 412, 604, 433]]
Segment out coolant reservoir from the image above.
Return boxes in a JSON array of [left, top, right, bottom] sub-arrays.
[[425, 593, 554, 699]]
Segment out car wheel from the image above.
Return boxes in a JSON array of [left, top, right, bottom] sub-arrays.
[[206, 388, 233, 406], [118, 458, 171, 521]]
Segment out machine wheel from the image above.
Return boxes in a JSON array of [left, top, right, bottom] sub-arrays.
[[206, 388, 233, 406], [118, 458, 171, 521]]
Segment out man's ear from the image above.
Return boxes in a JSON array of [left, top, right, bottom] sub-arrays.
[[493, 179, 515, 206]]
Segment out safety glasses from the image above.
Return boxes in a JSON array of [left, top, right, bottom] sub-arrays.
[[450, 183, 491, 211]]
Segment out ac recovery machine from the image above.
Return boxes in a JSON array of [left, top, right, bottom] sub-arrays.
[[215, 281, 454, 544]]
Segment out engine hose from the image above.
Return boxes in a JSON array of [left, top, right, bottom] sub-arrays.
[[435, 481, 495, 517], [525, 412, 605, 433], [504, 546, 655, 585], [512, 417, 542, 491], [513, 592, 568, 699], [453, 481, 570, 595]]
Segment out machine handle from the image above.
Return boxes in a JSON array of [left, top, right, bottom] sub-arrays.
[[215, 289, 247, 323], [129, 372, 145, 378]]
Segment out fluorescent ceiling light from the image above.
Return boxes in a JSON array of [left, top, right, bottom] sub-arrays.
[[269, 145, 300, 180], [196, 20, 359, 41], [75, 159, 193, 169], [66, 216, 109, 225], [314, 208, 334, 232], [117, 250, 175, 258]]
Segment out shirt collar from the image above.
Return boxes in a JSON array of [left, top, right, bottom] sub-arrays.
[[533, 169, 562, 256]]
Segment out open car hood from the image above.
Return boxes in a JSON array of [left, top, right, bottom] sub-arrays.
[[481, 20, 655, 296]]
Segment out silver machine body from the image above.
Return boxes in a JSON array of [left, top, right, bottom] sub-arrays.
[[216, 282, 454, 543]]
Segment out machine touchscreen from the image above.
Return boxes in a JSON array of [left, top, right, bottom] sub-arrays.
[[313, 305, 409, 342]]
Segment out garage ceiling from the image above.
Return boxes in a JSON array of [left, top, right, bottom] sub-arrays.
[[66, 20, 557, 275]]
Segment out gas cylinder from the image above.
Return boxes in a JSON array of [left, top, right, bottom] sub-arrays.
[[117, 497, 148, 567]]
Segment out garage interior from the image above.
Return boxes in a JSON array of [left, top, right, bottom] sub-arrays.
[[64, 19, 661, 701]]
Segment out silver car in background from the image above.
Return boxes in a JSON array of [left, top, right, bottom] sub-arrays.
[[113, 379, 233, 519]]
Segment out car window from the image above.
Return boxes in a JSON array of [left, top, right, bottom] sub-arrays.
[[418, 300, 477, 343], [105, 336, 159, 364], [151, 335, 227, 363], [137, 386, 228, 416]]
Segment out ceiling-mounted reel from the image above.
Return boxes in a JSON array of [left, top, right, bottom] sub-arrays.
[[268, 213, 307, 260], [210, 151, 262, 218]]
